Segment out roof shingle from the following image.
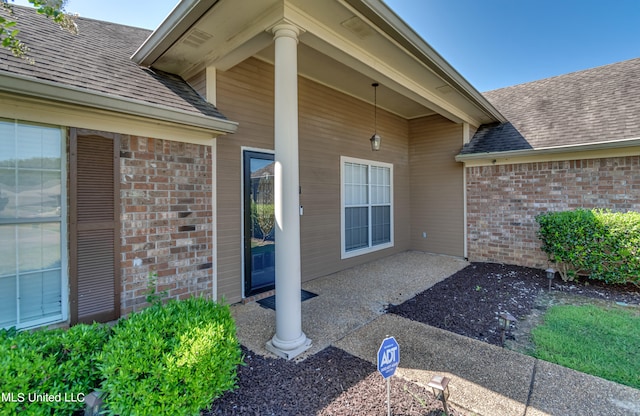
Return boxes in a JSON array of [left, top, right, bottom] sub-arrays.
[[0, 6, 227, 121], [461, 57, 640, 155]]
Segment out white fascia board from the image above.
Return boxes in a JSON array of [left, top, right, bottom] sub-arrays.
[[0, 72, 238, 134], [132, 0, 219, 67], [456, 137, 640, 165]]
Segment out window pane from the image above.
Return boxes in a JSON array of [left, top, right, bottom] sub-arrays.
[[345, 207, 368, 251], [345, 162, 368, 205], [19, 270, 62, 322], [372, 206, 391, 246], [0, 225, 16, 276], [18, 223, 61, 273], [0, 168, 14, 218], [1, 122, 64, 329], [17, 124, 62, 169], [0, 275, 17, 328], [17, 170, 62, 218], [371, 166, 390, 204], [0, 120, 16, 168]]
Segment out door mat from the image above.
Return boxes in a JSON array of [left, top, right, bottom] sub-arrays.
[[257, 290, 318, 311]]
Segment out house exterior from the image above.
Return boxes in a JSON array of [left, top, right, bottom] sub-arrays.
[[457, 57, 640, 269], [0, 5, 238, 332], [1, 1, 637, 359]]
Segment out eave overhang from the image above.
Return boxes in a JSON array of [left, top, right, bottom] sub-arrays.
[[345, 0, 506, 124], [456, 137, 640, 167], [132, 0, 506, 127], [0, 72, 238, 138], [132, 0, 220, 68]]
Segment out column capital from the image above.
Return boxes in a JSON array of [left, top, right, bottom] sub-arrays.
[[269, 20, 304, 42]]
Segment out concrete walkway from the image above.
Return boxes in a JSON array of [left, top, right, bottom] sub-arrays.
[[231, 251, 640, 416]]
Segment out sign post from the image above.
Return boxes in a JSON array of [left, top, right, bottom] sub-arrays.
[[377, 336, 400, 416]]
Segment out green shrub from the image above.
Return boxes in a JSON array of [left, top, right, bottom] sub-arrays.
[[0, 323, 111, 415], [536, 208, 640, 285], [99, 297, 243, 416]]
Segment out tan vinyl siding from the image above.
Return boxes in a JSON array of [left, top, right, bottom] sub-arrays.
[[216, 57, 410, 302], [409, 115, 464, 256], [216, 59, 275, 303], [298, 73, 410, 280]]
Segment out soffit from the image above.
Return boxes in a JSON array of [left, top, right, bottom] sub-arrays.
[[255, 43, 432, 119], [147, 0, 502, 125]]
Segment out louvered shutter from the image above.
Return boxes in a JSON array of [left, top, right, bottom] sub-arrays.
[[69, 129, 120, 324]]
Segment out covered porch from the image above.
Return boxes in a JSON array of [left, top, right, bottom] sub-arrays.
[[231, 250, 468, 358], [135, 0, 505, 359]]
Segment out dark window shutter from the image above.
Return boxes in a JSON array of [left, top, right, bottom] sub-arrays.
[[69, 129, 120, 324]]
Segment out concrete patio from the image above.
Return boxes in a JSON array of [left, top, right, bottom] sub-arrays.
[[231, 251, 640, 416]]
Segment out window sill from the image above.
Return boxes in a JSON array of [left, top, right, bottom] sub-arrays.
[[341, 242, 394, 259]]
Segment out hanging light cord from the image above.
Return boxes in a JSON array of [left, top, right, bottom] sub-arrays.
[[372, 82, 379, 134]]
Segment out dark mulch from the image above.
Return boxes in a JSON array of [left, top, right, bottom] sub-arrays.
[[388, 262, 640, 346], [207, 262, 639, 414], [205, 346, 462, 416]]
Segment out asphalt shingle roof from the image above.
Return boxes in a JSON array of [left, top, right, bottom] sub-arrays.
[[461, 57, 640, 154], [0, 5, 227, 120]]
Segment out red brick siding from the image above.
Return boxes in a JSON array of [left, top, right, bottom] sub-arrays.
[[119, 136, 213, 315], [466, 156, 640, 268]]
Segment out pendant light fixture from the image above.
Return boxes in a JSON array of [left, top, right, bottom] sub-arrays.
[[370, 82, 381, 151]]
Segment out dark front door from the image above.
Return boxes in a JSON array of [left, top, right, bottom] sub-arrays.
[[243, 151, 275, 297]]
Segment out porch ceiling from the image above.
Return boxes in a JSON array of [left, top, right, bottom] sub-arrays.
[[134, 0, 504, 125]]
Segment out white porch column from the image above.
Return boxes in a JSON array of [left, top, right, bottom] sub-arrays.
[[265, 22, 311, 360]]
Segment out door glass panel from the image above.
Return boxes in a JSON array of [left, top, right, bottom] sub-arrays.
[[244, 152, 275, 296]]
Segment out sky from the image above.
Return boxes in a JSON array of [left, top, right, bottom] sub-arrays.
[[11, 0, 640, 92]]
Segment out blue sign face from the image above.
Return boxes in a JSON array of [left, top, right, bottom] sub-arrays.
[[377, 336, 400, 379]]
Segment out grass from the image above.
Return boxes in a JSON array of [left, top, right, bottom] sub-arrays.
[[531, 304, 640, 389]]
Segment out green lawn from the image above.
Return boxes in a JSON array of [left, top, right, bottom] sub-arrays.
[[531, 304, 640, 389]]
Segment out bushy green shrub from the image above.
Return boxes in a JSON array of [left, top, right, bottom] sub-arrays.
[[99, 297, 243, 416], [536, 208, 640, 285], [0, 323, 111, 415]]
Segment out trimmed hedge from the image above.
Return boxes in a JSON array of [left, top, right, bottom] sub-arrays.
[[98, 297, 243, 416], [536, 208, 640, 285], [0, 298, 242, 416], [0, 323, 111, 415]]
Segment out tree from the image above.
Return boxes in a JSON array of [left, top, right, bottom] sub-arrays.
[[1, 0, 77, 61]]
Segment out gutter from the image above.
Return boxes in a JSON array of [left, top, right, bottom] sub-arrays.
[[0, 72, 238, 134], [349, 0, 507, 124], [132, 0, 219, 67], [455, 137, 640, 163]]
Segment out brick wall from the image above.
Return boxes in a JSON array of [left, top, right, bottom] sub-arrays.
[[466, 156, 640, 269], [119, 136, 213, 315]]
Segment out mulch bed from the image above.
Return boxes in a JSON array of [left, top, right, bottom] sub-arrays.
[[207, 262, 639, 415], [387, 262, 640, 347], [205, 346, 463, 416]]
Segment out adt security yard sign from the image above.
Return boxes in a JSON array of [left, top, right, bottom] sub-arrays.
[[378, 336, 400, 416], [377, 336, 400, 379]]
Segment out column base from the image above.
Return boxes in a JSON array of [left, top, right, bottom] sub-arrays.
[[266, 333, 312, 360]]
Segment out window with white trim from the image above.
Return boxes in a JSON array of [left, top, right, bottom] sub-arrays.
[[0, 120, 67, 330], [341, 156, 393, 258]]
